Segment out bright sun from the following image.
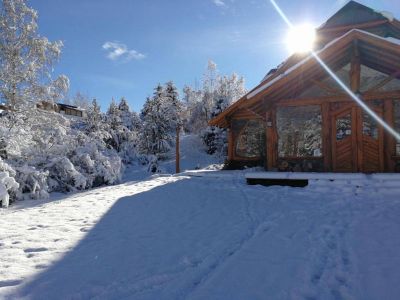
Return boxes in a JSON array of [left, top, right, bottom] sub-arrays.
[[286, 23, 316, 54]]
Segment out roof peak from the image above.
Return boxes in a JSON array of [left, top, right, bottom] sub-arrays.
[[320, 0, 396, 30]]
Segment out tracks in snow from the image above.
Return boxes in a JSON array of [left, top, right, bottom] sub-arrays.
[[301, 202, 355, 300], [182, 176, 281, 299]]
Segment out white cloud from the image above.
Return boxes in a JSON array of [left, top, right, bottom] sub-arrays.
[[213, 0, 226, 7], [102, 42, 146, 62]]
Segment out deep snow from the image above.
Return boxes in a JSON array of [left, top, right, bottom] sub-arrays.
[[1, 172, 400, 299], [0, 136, 400, 300]]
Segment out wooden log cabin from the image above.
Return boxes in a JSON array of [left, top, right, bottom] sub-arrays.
[[209, 1, 400, 173]]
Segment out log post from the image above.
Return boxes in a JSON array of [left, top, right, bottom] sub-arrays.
[[384, 99, 395, 172], [266, 108, 278, 170], [176, 126, 180, 174], [321, 102, 332, 171], [228, 128, 234, 161], [350, 40, 360, 93]]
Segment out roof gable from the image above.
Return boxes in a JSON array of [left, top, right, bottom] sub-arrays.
[[210, 30, 400, 127], [320, 1, 390, 30]]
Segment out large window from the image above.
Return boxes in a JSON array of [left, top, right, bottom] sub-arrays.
[[277, 105, 322, 157], [360, 65, 400, 93], [395, 100, 400, 156], [233, 119, 265, 158], [298, 64, 350, 98]]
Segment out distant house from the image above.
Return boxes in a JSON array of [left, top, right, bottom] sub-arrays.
[[56, 103, 85, 118], [36, 101, 85, 118], [210, 1, 400, 173]]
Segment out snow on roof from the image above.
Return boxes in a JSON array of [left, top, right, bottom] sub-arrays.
[[247, 29, 400, 99], [386, 37, 400, 45], [376, 10, 395, 22]]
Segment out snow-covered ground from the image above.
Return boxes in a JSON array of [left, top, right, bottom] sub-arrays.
[[1, 170, 400, 299], [1, 135, 400, 300]]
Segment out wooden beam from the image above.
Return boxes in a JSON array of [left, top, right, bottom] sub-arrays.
[[355, 106, 363, 172], [363, 90, 400, 100], [277, 95, 348, 106], [266, 109, 278, 170], [350, 40, 361, 93], [321, 102, 332, 171], [275, 90, 400, 107], [228, 127, 234, 161]]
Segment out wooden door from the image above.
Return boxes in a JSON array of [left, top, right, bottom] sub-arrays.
[[332, 106, 357, 172], [332, 105, 384, 173], [357, 108, 384, 173]]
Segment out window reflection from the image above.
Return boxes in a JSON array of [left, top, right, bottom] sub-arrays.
[[277, 105, 322, 157], [234, 120, 265, 158], [362, 112, 378, 140], [336, 113, 352, 141]]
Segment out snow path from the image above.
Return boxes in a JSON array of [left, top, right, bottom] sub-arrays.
[[1, 172, 400, 299]]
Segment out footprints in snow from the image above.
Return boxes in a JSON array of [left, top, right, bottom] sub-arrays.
[[24, 247, 48, 258], [0, 280, 23, 288], [24, 247, 48, 253], [306, 218, 352, 299], [27, 224, 49, 231]]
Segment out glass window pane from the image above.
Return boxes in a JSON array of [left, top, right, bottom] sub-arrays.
[[336, 113, 352, 141], [362, 112, 378, 140], [360, 65, 400, 92], [298, 64, 350, 98], [234, 120, 265, 158], [277, 105, 322, 157]]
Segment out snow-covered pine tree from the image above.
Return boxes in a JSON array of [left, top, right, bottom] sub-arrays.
[[104, 97, 141, 162], [164, 81, 182, 132], [86, 99, 103, 133], [140, 84, 172, 155], [0, 0, 69, 109], [118, 97, 138, 130], [106, 98, 120, 130]]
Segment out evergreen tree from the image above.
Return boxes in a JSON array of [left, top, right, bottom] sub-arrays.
[[140, 84, 172, 155], [106, 98, 120, 130], [164, 81, 182, 132], [86, 99, 103, 133]]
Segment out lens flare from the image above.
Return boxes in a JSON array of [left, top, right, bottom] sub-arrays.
[[286, 24, 316, 53]]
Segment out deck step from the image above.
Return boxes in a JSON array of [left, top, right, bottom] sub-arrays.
[[245, 172, 400, 192]]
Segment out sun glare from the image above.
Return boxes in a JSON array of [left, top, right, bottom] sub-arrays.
[[286, 23, 316, 54]]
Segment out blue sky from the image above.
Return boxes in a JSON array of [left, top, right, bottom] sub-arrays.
[[30, 0, 400, 112]]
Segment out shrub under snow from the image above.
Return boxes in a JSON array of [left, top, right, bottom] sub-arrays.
[[0, 171, 19, 208], [0, 107, 125, 205]]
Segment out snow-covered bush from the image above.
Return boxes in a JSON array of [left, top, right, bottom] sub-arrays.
[[46, 157, 87, 192], [15, 165, 49, 199], [0, 171, 19, 208], [71, 147, 122, 188], [0, 104, 124, 203], [0, 159, 19, 207]]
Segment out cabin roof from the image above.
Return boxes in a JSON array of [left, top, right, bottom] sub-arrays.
[[320, 1, 392, 29], [209, 29, 400, 127]]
